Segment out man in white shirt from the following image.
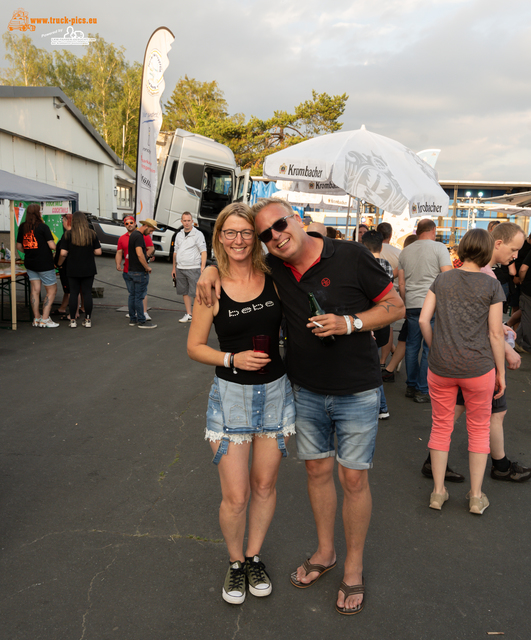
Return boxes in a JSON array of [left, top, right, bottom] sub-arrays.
[[172, 212, 207, 323]]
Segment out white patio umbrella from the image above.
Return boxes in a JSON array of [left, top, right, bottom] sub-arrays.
[[263, 126, 449, 237]]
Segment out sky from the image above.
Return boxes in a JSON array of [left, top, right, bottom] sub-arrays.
[[2, 0, 531, 182]]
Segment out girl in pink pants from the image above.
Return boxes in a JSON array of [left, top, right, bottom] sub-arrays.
[[419, 229, 506, 515]]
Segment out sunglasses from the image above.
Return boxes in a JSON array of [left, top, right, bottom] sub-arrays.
[[257, 214, 295, 243]]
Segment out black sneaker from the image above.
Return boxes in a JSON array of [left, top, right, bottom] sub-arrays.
[[421, 460, 465, 483], [382, 369, 395, 382], [491, 461, 531, 483], [405, 386, 416, 398], [222, 560, 247, 604], [129, 318, 138, 326], [138, 321, 157, 329], [414, 392, 431, 403], [245, 555, 272, 597]]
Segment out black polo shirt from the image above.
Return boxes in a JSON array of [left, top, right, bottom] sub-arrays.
[[267, 234, 393, 395]]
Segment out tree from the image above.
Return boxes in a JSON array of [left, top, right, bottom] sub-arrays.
[[163, 75, 230, 131], [74, 35, 128, 146], [162, 77, 348, 174], [1, 33, 141, 170], [236, 90, 348, 173], [0, 33, 52, 86]]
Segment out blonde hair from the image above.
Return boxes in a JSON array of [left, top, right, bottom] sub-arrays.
[[212, 203, 270, 279]]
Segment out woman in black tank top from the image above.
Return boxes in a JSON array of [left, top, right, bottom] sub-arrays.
[[188, 203, 295, 605]]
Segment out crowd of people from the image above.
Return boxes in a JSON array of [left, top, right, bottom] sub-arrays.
[[14, 202, 530, 614]]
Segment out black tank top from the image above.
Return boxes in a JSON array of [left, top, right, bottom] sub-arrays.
[[214, 274, 284, 384]]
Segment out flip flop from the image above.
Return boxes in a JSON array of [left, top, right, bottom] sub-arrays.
[[290, 559, 337, 589], [335, 578, 365, 615]]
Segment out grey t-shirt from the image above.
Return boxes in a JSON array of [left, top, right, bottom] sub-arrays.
[[398, 239, 452, 308], [427, 269, 505, 379]]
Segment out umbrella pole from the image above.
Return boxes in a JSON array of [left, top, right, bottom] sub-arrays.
[[355, 198, 361, 242], [10, 200, 17, 331], [345, 196, 352, 240]]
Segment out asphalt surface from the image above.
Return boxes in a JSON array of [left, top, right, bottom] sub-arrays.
[[1, 254, 531, 640]]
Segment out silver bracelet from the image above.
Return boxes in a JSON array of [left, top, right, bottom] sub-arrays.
[[223, 352, 231, 368], [344, 315, 352, 335]]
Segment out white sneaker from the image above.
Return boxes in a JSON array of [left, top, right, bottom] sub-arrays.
[[144, 312, 151, 321], [126, 313, 130, 318], [82, 318, 91, 328], [32, 317, 42, 327], [179, 313, 192, 323], [41, 317, 59, 328], [70, 319, 77, 328]]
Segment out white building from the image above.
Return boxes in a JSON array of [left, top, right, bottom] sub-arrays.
[[0, 86, 135, 231]]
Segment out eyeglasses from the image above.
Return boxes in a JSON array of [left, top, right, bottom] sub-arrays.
[[220, 229, 255, 241], [257, 214, 295, 243], [124, 221, 136, 226]]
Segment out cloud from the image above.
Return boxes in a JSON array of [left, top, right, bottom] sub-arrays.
[[2, 0, 530, 180]]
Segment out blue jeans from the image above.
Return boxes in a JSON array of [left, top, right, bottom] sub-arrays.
[[127, 271, 149, 323], [292, 384, 379, 470], [405, 308, 433, 394], [379, 385, 388, 413]]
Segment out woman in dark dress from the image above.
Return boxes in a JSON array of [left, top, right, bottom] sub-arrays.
[[58, 212, 102, 328]]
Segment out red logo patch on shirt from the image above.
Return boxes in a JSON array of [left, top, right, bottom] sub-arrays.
[[321, 277, 330, 287]]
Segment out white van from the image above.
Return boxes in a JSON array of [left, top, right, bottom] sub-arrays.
[[154, 129, 252, 256]]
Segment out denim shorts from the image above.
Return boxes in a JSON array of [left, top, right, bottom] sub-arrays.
[[26, 268, 57, 287], [206, 374, 296, 464], [292, 384, 380, 470]]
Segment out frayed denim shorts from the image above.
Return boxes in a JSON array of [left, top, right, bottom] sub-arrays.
[[206, 374, 296, 464]]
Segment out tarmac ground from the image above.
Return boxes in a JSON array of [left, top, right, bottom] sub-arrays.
[[1, 254, 531, 640]]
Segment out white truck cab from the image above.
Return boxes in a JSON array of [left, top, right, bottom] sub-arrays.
[[154, 129, 252, 255]]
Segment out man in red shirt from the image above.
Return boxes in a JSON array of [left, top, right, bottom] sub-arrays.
[[116, 216, 155, 320]]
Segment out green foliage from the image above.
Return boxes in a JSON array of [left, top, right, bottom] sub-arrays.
[[164, 80, 348, 175], [1, 33, 52, 85], [1, 34, 349, 174], [1, 33, 141, 170], [163, 75, 229, 131]]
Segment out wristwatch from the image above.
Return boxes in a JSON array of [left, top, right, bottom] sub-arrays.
[[352, 314, 363, 332]]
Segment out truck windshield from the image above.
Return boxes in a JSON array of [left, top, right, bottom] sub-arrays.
[[201, 167, 233, 219]]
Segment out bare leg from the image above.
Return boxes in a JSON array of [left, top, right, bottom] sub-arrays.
[[489, 411, 506, 460], [29, 280, 42, 319], [183, 294, 193, 316], [41, 284, 57, 321], [429, 449, 449, 496], [143, 295, 149, 315], [469, 452, 488, 498], [507, 309, 521, 329], [380, 328, 393, 366], [58, 292, 69, 313], [245, 436, 286, 557], [294, 457, 337, 584], [336, 466, 372, 611], [210, 440, 251, 562], [385, 340, 405, 373]]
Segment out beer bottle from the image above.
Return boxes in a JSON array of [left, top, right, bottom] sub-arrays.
[[308, 292, 335, 345]]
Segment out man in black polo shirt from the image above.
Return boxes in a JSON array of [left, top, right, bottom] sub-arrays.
[[197, 199, 404, 614], [128, 218, 158, 329]]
